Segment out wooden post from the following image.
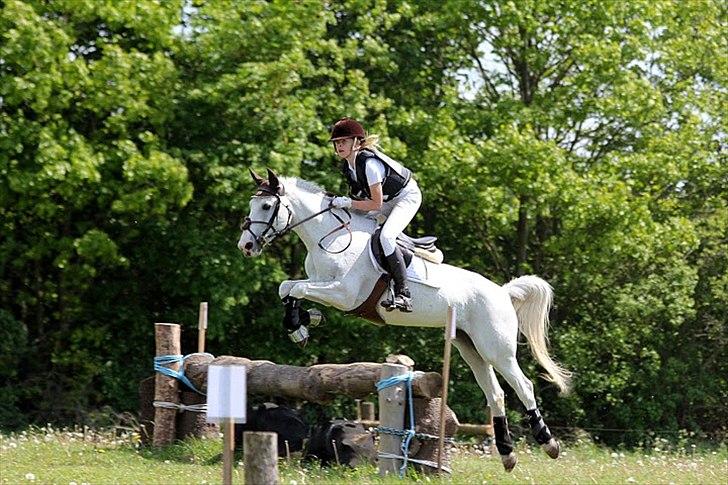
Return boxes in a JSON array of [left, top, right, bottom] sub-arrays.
[[244, 431, 278, 485], [378, 363, 408, 477], [198, 302, 208, 354], [153, 323, 181, 447], [223, 420, 234, 485], [361, 401, 376, 421], [437, 307, 456, 472], [355, 399, 362, 421]]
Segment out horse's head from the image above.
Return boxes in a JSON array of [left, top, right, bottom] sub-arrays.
[[238, 168, 291, 256]]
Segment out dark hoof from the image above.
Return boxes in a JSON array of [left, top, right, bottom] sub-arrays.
[[501, 452, 517, 472], [542, 438, 560, 459]]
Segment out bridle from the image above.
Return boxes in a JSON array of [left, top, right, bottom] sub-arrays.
[[241, 185, 353, 254]]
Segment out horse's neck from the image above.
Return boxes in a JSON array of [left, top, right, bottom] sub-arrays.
[[288, 187, 375, 253]]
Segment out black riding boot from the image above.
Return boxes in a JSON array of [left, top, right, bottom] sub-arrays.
[[382, 249, 413, 312]]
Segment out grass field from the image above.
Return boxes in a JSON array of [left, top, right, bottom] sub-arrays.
[[2, 426, 726, 484]]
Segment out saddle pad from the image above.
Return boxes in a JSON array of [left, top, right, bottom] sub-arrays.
[[367, 244, 441, 289]]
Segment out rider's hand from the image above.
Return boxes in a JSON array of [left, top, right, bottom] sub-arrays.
[[331, 196, 352, 209]]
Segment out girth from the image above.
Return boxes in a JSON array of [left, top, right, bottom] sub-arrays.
[[345, 274, 390, 325]]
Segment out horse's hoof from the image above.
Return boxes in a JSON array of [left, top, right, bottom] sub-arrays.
[[542, 438, 560, 459], [501, 452, 517, 472]]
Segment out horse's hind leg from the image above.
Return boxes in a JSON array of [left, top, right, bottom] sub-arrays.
[[453, 330, 518, 472], [487, 353, 561, 459]]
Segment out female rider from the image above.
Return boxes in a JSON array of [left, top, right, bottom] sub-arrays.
[[329, 118, 422, 312]]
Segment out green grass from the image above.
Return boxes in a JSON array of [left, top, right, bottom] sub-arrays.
[[2, 426, 726, 484]]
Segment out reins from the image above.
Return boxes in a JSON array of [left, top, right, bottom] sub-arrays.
[[242, 186, 353, 254]]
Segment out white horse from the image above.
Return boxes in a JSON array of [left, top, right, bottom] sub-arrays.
[[238, 169, 571, 471]]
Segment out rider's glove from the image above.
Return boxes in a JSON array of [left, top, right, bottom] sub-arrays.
[[331, 196, 352, 209]]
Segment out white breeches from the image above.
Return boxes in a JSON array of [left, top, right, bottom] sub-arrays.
[[379, 179, 422, 256]]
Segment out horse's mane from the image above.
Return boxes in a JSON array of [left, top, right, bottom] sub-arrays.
[[282, 177, 328, 196], [280, 176, 375, 232]]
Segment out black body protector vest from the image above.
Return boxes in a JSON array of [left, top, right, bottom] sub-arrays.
[[341, 149, 412, 202]]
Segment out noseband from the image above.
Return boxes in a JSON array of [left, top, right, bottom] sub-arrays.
[[241, 186, 353, 254]]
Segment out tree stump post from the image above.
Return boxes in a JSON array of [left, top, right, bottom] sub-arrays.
[[177, 389, 218, 441], [153, 323, 181, 447], [244, 431, 278, 485], [361, 401, 376, 421], [378, 363, 408, 477], [411, 397, 459, 474]]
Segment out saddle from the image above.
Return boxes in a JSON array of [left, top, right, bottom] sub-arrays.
[[369, 228, 441, 270]]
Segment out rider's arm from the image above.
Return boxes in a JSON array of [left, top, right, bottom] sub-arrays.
[[352, 183, 383, 211]]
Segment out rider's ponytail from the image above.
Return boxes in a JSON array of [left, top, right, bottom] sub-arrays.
[[358, 134, 380, 150]]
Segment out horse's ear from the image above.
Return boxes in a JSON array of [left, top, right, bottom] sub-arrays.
[[249, 168, 265, 186], [267, 168, 283, 194]]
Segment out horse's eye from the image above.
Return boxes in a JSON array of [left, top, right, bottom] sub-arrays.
[[262, 203, 272, 210]]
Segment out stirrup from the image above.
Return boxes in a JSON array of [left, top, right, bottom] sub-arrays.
[[381, 294, 413, 313]]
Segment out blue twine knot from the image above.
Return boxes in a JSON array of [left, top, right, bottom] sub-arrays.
[[153, 353, 214, 395]]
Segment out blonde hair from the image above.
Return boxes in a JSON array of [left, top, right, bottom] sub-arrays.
[[358, 134, 380, 150]]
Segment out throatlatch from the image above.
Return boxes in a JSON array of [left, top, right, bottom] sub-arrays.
[[526, 408, 553, 445]]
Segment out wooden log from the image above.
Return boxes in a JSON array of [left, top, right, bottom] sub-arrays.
[[153, 323, 181, 447], [359, 419, 492, 437], [184, 355, 442, 403], [244, 431, 279, 485], [457, 422, 495, 436], [378, 363, 408, 477]]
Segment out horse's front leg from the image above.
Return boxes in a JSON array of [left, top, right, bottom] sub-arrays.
[[279, 279, 309, 299], [288, 280, 354, 309]]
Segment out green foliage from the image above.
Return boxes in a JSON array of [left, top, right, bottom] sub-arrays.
[[1, 0, 725, 444]]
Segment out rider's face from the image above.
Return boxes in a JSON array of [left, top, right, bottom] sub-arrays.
[[333, 138, 357, 160]]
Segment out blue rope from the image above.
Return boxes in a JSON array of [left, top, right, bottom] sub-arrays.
[[153, 353, 214, 395], [376, 372, 416, 477]]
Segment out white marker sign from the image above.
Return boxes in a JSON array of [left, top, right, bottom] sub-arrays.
[[206, 365, 247, 424]]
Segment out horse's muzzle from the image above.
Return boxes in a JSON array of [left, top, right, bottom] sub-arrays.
[[238, 238, 260, 256]]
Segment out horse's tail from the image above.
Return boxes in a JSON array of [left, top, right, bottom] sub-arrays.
[[503, 275, 572, 394]]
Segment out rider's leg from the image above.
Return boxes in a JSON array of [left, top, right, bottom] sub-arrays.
[[383, 248, 412, 312], [380, 183, 421, 312]]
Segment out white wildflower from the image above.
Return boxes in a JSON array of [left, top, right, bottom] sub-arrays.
[[25, 473, 36, 481]]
